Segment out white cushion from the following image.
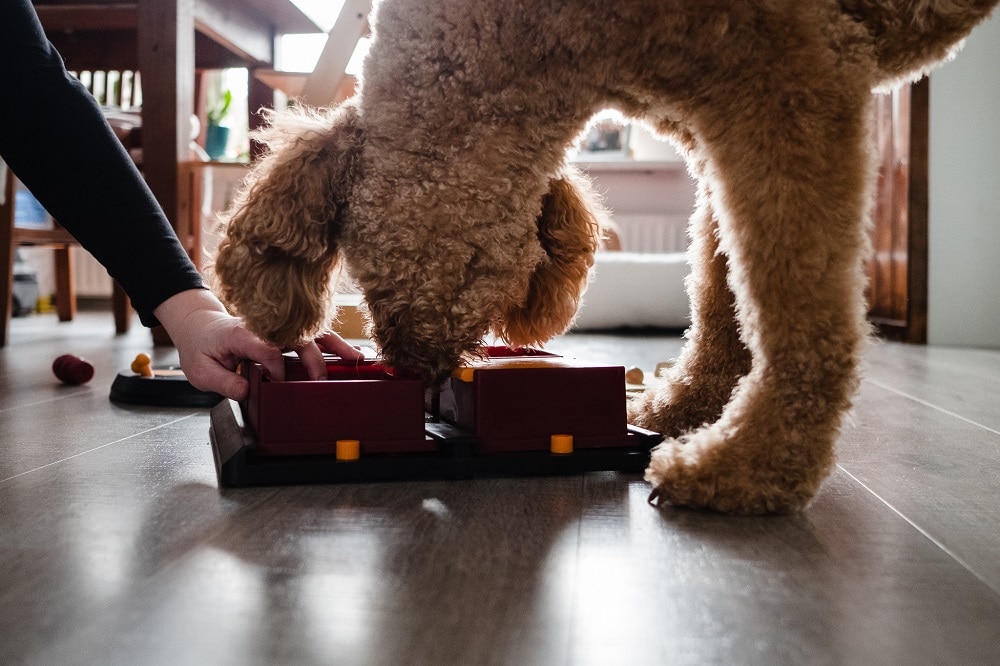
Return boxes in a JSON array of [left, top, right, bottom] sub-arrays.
[[572, 252, 690, 330]]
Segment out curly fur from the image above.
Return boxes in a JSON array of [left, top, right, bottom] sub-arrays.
[[497, 167, 607, 347], [214, 0, 996, 514], [214, 102, 363, 347]]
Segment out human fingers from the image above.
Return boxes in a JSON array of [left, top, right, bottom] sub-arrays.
[[228, 329, 286, 382], [184, 356, 252, 402], [293, 340, 329, 381], [315, 331, 365, 361]]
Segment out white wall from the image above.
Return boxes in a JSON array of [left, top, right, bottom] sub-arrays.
[[928, 14, 1000, 348]]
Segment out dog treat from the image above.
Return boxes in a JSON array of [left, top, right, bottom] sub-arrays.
[[625, 366, 644, 385], [52, 354, 95, 385], [130, 353, 154, 378]]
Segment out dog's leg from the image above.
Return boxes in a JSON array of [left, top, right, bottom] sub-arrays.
[[213, 104, 363, 349], [498, 167, 605, 346], [645, 89, 873, 515], [629, 173, 750, 438]]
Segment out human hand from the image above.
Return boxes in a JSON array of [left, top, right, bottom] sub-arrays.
[[154, 289, 367, 401], [154, 289, 285, 401]]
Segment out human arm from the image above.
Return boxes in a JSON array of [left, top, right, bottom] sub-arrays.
[[1, 1, 360, 399], [0, 0, 203, 322]]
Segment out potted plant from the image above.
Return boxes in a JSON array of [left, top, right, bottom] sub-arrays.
[[205, 89, 232, 160]]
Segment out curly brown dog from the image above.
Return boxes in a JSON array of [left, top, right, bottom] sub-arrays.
[[214, 0, 997, 514]]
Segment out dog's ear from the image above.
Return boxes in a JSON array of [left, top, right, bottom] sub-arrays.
[[497, 165, 607, 346], [212, 102, 364, 348]]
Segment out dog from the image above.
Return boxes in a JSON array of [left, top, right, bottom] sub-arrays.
[[213, 0, 997, 514]]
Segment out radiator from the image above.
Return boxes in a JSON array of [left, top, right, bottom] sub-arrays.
[[75, 251, 112, 297], [612, 213, 689, 254]]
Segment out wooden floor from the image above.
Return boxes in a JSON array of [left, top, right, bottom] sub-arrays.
[[1, 311, 998, 665]]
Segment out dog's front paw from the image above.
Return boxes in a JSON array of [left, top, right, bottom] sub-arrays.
[[644, 427, 826, 515]]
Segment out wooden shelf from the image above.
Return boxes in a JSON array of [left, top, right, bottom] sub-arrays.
[[252, 70, 309, 98]]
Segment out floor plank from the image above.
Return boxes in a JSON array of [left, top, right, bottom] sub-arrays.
[[837, 379, 1000, 595], [864, 340, 1000, 432]]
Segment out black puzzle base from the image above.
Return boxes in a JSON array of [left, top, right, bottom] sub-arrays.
[[209, 400, 662, 487], [110, 369, 223, 408]]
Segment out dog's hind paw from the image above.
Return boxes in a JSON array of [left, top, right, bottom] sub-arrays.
[[628, 373, 746, 441]]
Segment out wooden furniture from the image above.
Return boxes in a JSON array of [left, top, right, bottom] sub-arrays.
[[31, 0, 323, 274], [177, 160, 250, 270], [4, 72, 143, 346], [1, 170, 132, 346], [4, 73, 147, 345], [254, 0, 371, 107], [8, 1, 323, 346], [867, 79, 929, 343]]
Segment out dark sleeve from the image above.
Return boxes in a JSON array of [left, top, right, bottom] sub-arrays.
[[0, 0, 206, 328]]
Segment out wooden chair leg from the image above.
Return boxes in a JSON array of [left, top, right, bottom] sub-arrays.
[[0, 238, 13, 349], [1, 168, 14, 347], [112, 281, 131, 334], [54, 245, 76, 322]]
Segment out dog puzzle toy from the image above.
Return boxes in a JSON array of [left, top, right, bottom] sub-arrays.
[[209, 346, 661, 487]]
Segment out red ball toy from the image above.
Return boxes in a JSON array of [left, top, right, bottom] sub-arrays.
[[52, 354, 95, 385]]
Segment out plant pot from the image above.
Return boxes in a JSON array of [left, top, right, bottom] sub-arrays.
[[205, 124, 230, 160]]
